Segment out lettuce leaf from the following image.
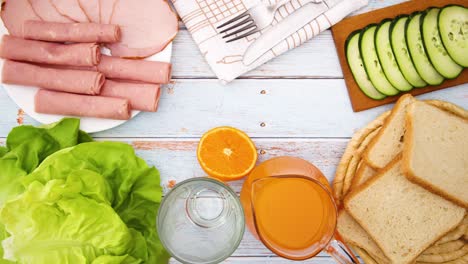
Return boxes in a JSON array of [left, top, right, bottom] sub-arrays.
[[0, 120, 168, 264], [0, 118, 91, 263], [0, 176, 135, 263], [18, 142, 169, 263], [0, 147, 7, 158]]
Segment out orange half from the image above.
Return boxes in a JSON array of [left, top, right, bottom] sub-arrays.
[[197, 126, 258, 181]]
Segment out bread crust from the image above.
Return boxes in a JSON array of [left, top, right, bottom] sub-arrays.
[[336, 99, 468, 264], [337, 210, 390, 263], [425, 100, 468, 120], [402, 101, 468, 208], [344, 157, 402, 262], [343, 128, 381, 195], [344, 156, 466, 264], [335, 100, 467, 205], [351, 162, 376, 190], [363, 94, 415, 169], [417, 244, 468, 263], [344, 155, 402, 208], [353, 247, 379, 264], [333, 111, 390, 202]]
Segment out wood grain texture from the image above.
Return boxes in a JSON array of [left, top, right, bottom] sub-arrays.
[[331, 0, 468, 112], [170, 257, 338, 263], [0, 0, 466, 263], [172, 30, 343, 79], [1, 80, 466, 138], [126, 138, 346, 194]]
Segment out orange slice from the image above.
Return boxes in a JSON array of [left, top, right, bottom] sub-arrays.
[[197, 126, 258, 181]]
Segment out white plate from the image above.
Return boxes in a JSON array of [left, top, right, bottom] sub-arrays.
[[0, 21, 172, 133]]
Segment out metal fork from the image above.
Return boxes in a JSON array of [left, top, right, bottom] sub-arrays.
[[218, 0, 323, 42]]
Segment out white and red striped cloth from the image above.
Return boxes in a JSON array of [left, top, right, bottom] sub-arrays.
[[172, 0, 368, 83]]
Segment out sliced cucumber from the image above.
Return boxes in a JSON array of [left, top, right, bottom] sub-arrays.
[[375, 20, 413, 91], [359, 25, 400, 96], [406, 12, 445, 85], [390, 15, 427, 87], [438, 5, 468, 67], [346, 30, 386, 100], [422, 8, 463, 79]]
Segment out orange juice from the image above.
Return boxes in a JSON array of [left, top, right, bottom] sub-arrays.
[[252, 177, 336, 252], [240, 157, 338, 260]]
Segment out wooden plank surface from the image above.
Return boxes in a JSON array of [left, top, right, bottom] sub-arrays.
[[1, 81, 466, 138], [0, 0, 467, 263], [171, 30, 343, 79], [128, 138, 347, 194], [171, 257, 338, 263]]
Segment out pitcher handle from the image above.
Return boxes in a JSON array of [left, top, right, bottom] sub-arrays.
[[325, 236, 360, 264]]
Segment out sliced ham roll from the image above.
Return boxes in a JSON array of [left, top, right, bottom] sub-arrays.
[[0, 35, 101, 66], [35, 89, 131, 120], [101, 80, 161, 112], [108, 0, 178, 58], [97, 55, 171, 84], [50, 0, 89, 22], [23, 20, 120, 43], [2, 60, 104, 95], [29, 0, 73, 23], [0, 0, 41, 37], [78, 0, 100, 23], [99, 0, 116, 23]]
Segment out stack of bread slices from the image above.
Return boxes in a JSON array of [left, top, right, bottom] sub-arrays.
[[335, 95, 467, 264]]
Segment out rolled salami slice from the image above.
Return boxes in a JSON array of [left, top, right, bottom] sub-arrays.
[[98, 55, 171, 84], [23, 20, 121, 43], [101, 80, 161, 112], [0, 35, 101, 66], [35, 89, 131, 120], [2, 60, 104, 95]]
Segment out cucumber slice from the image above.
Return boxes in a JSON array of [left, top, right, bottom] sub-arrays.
[[346, 30, 386, 100], [375, 20, 413, 91], [390, 16, 427, 87], [422, 8, 463, 79], [438, 5, 468, 67], [406, 12, 445, 85], [359, 25, 400, 96]]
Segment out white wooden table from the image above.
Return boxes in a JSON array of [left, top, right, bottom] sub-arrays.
[[0, 0, 467, 263]]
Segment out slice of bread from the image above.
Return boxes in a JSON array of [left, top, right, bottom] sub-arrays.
[[353, 247, 378, 264], [344, 157, 466, 264], [337, 211, 389, 264], [351, 163, 376, 189], [363, 94, 415, 169], [403, 101, 468, 208]]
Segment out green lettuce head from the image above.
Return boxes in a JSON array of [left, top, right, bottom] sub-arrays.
[[0, 118, 92, 263], [0, 119, 169, 264]]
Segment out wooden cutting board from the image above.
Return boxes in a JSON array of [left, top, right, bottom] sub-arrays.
[[331, 0, 468, 112]]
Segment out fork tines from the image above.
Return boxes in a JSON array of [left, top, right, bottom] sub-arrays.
[[217, 12, 258, 43]]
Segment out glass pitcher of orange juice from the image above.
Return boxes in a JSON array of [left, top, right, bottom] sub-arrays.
[[240, 156, 358, 263]]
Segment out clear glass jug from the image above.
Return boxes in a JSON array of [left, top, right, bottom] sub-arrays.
[[158, 178, 245, 264], [240, 156, 359, 263]]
